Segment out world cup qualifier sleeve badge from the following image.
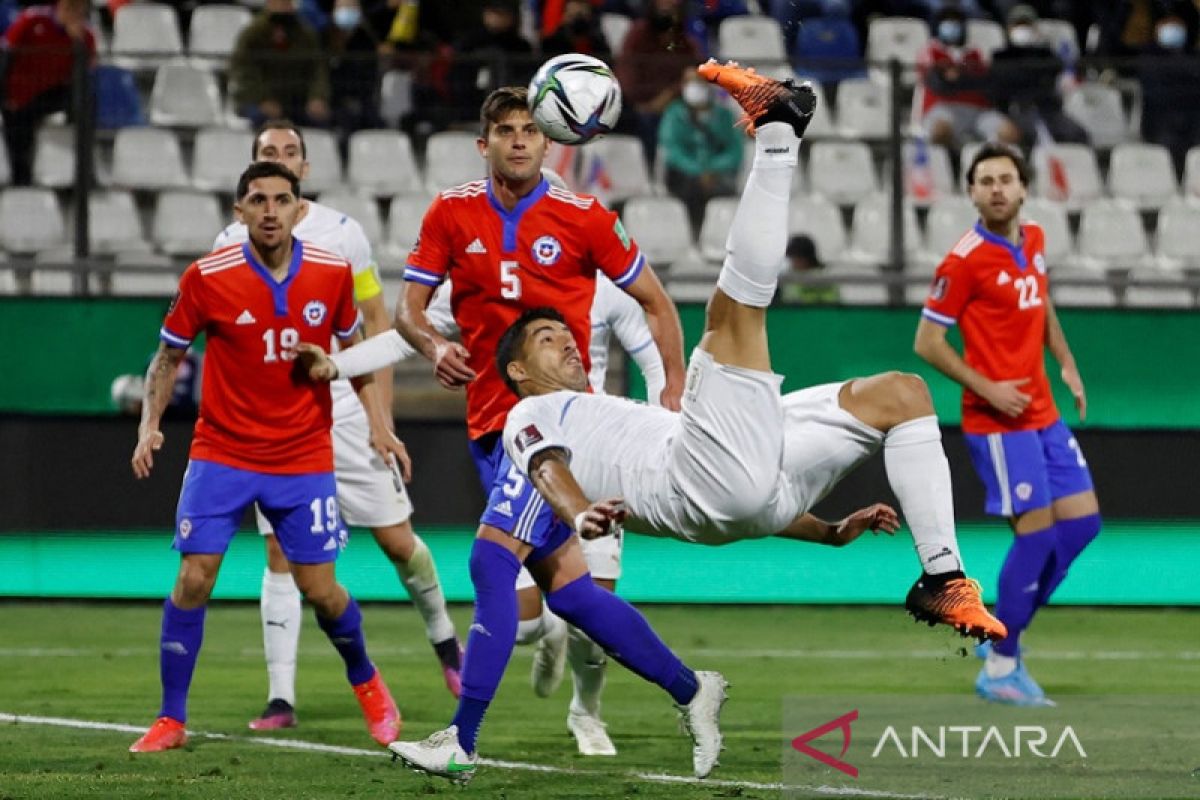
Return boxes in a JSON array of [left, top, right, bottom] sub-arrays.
[[532, 235, 563, 266]]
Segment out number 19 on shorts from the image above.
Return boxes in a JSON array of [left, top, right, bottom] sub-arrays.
[[309, 495, 341, 534]]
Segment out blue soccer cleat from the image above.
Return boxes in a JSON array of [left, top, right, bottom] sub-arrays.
[[975, 662, 1056, 707], [974, 640, 991, 659]]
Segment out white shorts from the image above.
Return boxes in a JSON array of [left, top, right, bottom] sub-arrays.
[[257, 382, 413, 535], [514, 531, 623, 590]]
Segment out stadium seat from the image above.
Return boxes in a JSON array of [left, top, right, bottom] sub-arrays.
[[1063, 83, 1127, 149], [866, 16, 927, 83], [843, 192, 922, 267], [600, 13, 632, 54], [792, 16, 864, 86], [379, 70, 414, 129], [1183, 146, 1200, 198], [87, 190, 151, 255], [697, 196, 738, 263], [917, 195, 977, 270], [621, 196, 695, 267], [423, 132, 485, 195], [807, 141, 877, 205], [192, 127, 254, 192], [835, 78, 890, 139], [1049, 266, 1116, 307], [965, 18, 1005, 59], [882, 139, 955, 205], [1123, 266, 1193, 308], [112, 127, 189, 190], [301, 128, 344, 194], [958, 140, 983, 187], [827, 263, 890, 305], [110, 251, 180, 296], [788, 194, 846, 264], [188, 4, 251, 66], [0, 253, 16, 295], [149, 61, 223, 127], [1108, 143, 1178, 209], [93, 65, 147, 129], [384, 193, 431, 263], [1032, 143, 1103, 210], [0, 136, 9, 187], [30, 249, 78, 295], [1037, 18, 1080, 63], [579, 134, 653, 203], [1154, 198, 1200, 270], [1075, 199, 1151, 270], [111, 2, 184, 70], [1021, 197, 1074, 266], [32, 125, 76, 189], [718, 15, 787, 66], [316, 190, 384, 247], [153, 190, 223, 256], [347, 130, 422, 197], [0, 188, 65, 253]]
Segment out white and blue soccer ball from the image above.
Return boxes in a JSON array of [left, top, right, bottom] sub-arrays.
[[528, 53, 622, 146]]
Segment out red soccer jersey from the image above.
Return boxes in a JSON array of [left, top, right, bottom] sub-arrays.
[[161, 241, 362, 473], [405, 179, 646, 440], [922, 221, 1059, 434], [2, 7, 96, 110]]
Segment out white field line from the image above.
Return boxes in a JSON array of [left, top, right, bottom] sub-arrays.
[[0, 712, 943, 800]]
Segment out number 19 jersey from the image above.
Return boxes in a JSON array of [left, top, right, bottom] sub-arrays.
[[404, 178, 646, 440], [922, 220, 1058, 434]]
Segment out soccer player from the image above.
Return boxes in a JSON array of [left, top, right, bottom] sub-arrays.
[[213, 121, 463, 730], [128, 162, 403, 753], [914, 142, 1100, 707]]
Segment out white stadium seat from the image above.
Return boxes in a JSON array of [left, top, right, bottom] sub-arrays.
[[835, 78, 890, 139], [316, 190, 384, 247], [1037, 18, 1080, 63], [301, 128, 344, 194], [788, 194, 847, 264], [581, 134, 653, 203], [807, 141, 877, 205], [87, 190, 151, 255], [1108, 142, 1178, 209], [827, 263, 890, 305], [698, 196, 738, 263], [423, 132, 484, 195], [867, 16, 927, 83], [32, 125, 76, 189], [112, 2, 184, 70], [916, 195, 977, 273], [149, 61, 223, 127], [154, 190, 223, 256], [112, 127, 189, 190], [379, 69, 414, 129], [843, 192, 922, 267], [111, 251, 180, 296], [348, 130, 423, 197], [188, 4, 251, 64], [966, 19, 1005, 59], [1075, 199, 1150, 270], [883, 140, 955, 204], [1032, 143, 1103, 210], [0, 188, 65, 253], [1049, 266, 1116, 307], [1154, 198, 1200, 269], [1021, 198, 1074, 266], [384, 193, 431, 263], [1183, 146, 1200, 198], [1123, 266, 1193, 308], [1063, 83, 1127, 149], [718, 15, 787, 65], [192, 127, 254, 192], [600, 13, 632, 54], [0, 135, 10, 186], [621, 196, 695, 267]]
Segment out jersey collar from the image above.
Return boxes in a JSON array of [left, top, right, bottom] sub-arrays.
[[487, 177, 549, 252], [973, 221, 1028, 270], [243, 238, 304, 316]]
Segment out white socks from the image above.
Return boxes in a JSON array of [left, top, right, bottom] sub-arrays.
[[395, 534, 456, 645], [883, 415, 964, 576], [566, 625, 608, 717], [261, 568, 302, 705], [516, 605, 564, 646], [986, 651, 1018, 679], [717, 122, 798, 308]]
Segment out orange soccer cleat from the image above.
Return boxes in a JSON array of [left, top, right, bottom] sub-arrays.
[[696, 58, 817, 138], [129, 716, 188, 753], [905, 574, 1008, 642], [353, 670, 402, 746]]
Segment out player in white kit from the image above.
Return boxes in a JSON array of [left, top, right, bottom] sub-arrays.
[[496, 61, 1007, 643], [215, 122, 463, 730]]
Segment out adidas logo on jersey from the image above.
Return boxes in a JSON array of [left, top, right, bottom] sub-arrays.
[[465, 238, 487, 254], [491, 500, 513, 517], [236, 309, 257, 325], [997, 272, 1012, 286]]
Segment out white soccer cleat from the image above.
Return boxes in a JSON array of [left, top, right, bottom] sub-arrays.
[[531, 618, 569, 697], [676, 670, 728, 778], [387, 725, 478, 784], [567, 710, 617, 756]]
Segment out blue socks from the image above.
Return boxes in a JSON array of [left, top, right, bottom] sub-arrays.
[[1038, 513, 1102, 605], [316, 596, 376, 686], [994, 527, 1056, 658], [452, 538, 521, 754], [158, 598, 206, 723], [547, 573, 698, 706]]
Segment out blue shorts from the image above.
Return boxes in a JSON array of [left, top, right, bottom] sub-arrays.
[[469, 433, 572, 561], [964, 419, 1094, 518], [175, 459, 347, 564]]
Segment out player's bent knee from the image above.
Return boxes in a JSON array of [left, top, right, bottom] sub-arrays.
[[888, 371, 934, 418]]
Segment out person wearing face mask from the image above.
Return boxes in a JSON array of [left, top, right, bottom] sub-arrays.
[[658, 66, 742, 233], [541, 0, 611, 59], [916, 7, 1021, 153], [230, 0, 332, 128], [988, 4, 1088, 146], [1138, 8, 1200, 179]]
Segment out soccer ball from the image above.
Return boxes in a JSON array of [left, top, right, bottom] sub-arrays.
[[528, 53, 622, 145]]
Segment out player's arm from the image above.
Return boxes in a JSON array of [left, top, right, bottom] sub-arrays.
[[1043, 297, 1086, 421], [395, 280, 474, 389], [337, 326, 413, 481], [527, 449, 626, 540], [777, 504, 899, 547], [131, 343, 186, 479], [605, 281, 667, 405], [621, 268, 685, 410]]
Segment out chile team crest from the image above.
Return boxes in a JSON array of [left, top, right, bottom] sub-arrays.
[[532, 235, 562, 266], [302, 300, 328, 326]]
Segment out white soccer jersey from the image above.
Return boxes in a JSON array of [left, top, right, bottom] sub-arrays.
[[588, 275, 665, 404]]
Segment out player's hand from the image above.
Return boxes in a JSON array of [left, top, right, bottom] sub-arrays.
[[831, 503, 899, 546], [295, 342, 337, 381], [1061, 363, 1087, 421], [131, 428, 164, 479], [574, 498, 626, 540], [659, 378, 684, 412], [433, 341, 476, 389], [982, 377, 1032, 418], [371, 428, 412, 481]]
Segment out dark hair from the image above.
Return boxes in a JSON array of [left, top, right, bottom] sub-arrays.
[[236, 161, 302, 200], [480, 86, 531, 138], [252, 120, 307, 160], [966, 142, 1030, 186], [495, 307, 566, 396]]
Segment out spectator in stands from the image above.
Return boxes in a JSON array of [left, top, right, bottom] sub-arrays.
[[658, 66, 742, 232], [326, 0, 385, 136], [541, 0, 611, 59], [988, 4, 1088, 146], [0, 0, 95, 185], [777, 234, 839, 306], [615, 0, 702, 163], [916, 6, 1021, 152], [449, 0, 533, 122], [230, 0, 332, 128], [1138, 6, 1200, 179]]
